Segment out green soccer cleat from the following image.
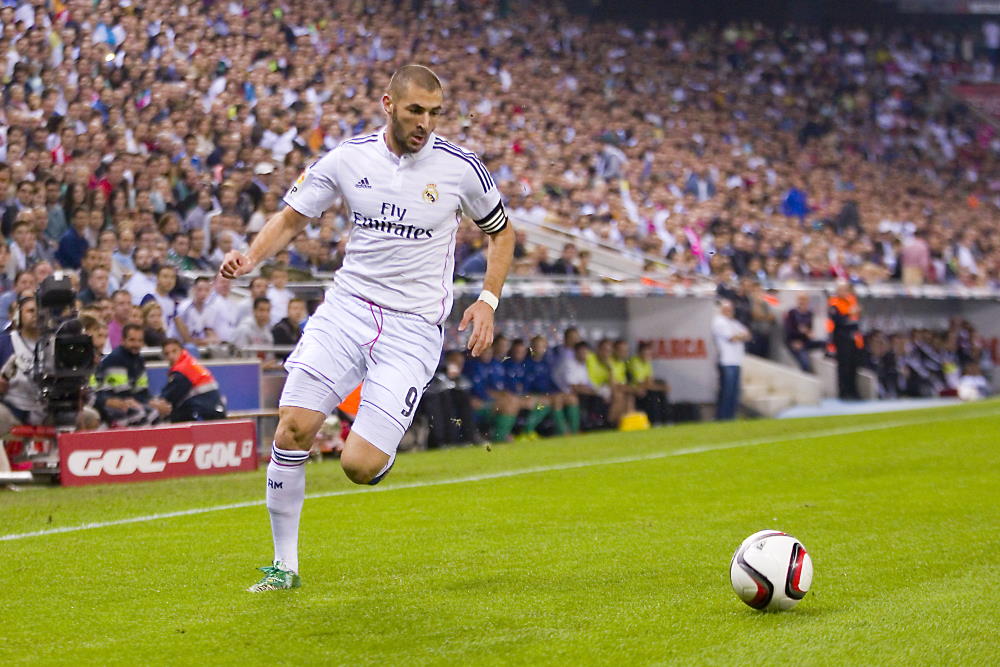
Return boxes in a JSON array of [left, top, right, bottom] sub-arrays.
[[247, 561, 302, 592]]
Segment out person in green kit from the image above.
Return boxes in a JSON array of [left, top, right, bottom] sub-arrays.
[[587, 339, 631, 427], [627, 341, 670, 425]]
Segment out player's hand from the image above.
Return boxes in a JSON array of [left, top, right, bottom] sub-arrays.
[[219, 250, 255, 280], [458, 300, 495, 357]]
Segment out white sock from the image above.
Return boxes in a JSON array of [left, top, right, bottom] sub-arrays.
[[266, 444, 309, 573]]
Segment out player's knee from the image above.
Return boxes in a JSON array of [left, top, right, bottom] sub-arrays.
[[339, 452, 380, 485], [274, 418, 313, 451]]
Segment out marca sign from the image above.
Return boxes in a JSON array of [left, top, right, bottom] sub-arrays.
[[59, 421, 258, 487]]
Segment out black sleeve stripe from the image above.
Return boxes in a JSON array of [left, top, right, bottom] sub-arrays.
[[474, 201, 507, 233]]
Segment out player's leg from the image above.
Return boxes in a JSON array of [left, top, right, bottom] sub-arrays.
[[251, 374, 342, 592], [340, 430, 391, 484], [345, 313, 442, 484], [251, 296, 368, 591]]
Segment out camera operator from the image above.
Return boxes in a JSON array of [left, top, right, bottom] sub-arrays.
[[0, 296, 45, 436], [94, 323, 169, 427]]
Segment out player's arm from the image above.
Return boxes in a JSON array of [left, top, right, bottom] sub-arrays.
[[221, 153, 340, 279], [457, 159, 514, 358], [220, 206, 309, 279], [460, 222, 514, 357]]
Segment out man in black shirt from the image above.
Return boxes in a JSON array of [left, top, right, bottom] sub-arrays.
[[784, 294, 823, 372]]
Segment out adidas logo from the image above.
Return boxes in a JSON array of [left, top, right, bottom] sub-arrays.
[[354, 177, 372, 189]]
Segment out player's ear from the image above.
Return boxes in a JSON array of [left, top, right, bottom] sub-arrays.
[[381, 94, 393, 116]]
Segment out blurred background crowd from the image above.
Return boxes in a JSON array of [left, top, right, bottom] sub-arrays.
[[0, 0, 997, 439]]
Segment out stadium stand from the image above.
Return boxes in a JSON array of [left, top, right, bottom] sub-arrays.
[[0, 0, 997, 473]]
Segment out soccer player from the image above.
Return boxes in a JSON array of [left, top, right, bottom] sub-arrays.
[[220, 65, 515, 592]]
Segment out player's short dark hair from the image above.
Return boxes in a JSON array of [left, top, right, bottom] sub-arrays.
[[288, 297, 306, 306], [162, 337, 182, 349], [388, 64, 442, 98], [122, 323, 143, 339], [193, 276, 211, 286], [253, 297, 271, 309]]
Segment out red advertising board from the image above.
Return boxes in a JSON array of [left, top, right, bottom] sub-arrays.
[[58, 420, 258, 487]]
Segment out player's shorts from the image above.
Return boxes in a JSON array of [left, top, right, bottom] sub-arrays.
[[280, 288, 444, 456]]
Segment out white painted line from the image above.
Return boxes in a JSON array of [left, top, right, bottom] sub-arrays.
[[0, 410, 992, 543]]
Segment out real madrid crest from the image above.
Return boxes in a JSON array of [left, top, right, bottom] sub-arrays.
[[422, 183, 439, 204]]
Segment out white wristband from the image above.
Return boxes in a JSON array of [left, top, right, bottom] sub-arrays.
[[477, 290, 499, 311]]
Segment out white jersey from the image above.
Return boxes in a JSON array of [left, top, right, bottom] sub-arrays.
[[283, 128, 506, 324]]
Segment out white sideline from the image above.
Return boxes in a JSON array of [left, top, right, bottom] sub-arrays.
[[0, 410, 991, 542]]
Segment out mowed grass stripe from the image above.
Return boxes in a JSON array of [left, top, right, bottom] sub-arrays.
[[3, 407, 994, 543]]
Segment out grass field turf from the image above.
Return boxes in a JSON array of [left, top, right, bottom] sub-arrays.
[[1, 400, 998, 665]]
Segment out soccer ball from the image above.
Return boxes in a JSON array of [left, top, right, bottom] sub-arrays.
[[730, 530, 813, 611]]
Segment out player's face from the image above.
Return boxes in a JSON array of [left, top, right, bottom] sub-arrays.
[[386, 84, 443, 154]]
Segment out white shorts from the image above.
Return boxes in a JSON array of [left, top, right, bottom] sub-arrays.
[[280, 288, 444, 456]]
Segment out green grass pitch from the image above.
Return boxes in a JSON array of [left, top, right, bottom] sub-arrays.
[[2, 400, 998, 665]]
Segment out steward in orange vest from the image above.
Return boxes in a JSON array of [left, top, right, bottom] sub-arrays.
[[827, 282, 862, 400], [160, 340, 226, 422]]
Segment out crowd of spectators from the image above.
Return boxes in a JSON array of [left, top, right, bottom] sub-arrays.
[[0, 0, 997, 444], [0, 0, 996, 309], [865, 319, 994, 400], [416, 328, 670, 447]]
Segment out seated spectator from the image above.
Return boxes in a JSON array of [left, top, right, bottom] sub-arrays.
[[527, 334, 580, 434], [957, 362, 990, 400], [108, 290, 132, 349], [272, 297, 307, 349], [589, 339, 632, 426], [159, 339, 227, 422], [141, 302, 168, 348], [176, 276, 221, 347], [556, 340, 610, 430], [628, 341, 670, 426], [7, 219, 51, 280], [464, 343, 521, 442], [551, 243, 581, 275], [141, 265, 181, 337], [502, 338, 556, 440], [420, 350, 481, 447], [783, 294, 823, 373], [55, 210, 90, 270], [94, 324, 169, 427], [123, 248, 158, 305], [233, 297, 282, 370], [78, 266, 112, 305], [233, 276, 270, 328], [0, 270, 37, 331], [234, 297, 275, 348], [266, 265, 294, 326]]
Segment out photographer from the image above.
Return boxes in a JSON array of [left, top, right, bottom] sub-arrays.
[[0, 296, 45, 436], [94, 324, 169, 427]]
